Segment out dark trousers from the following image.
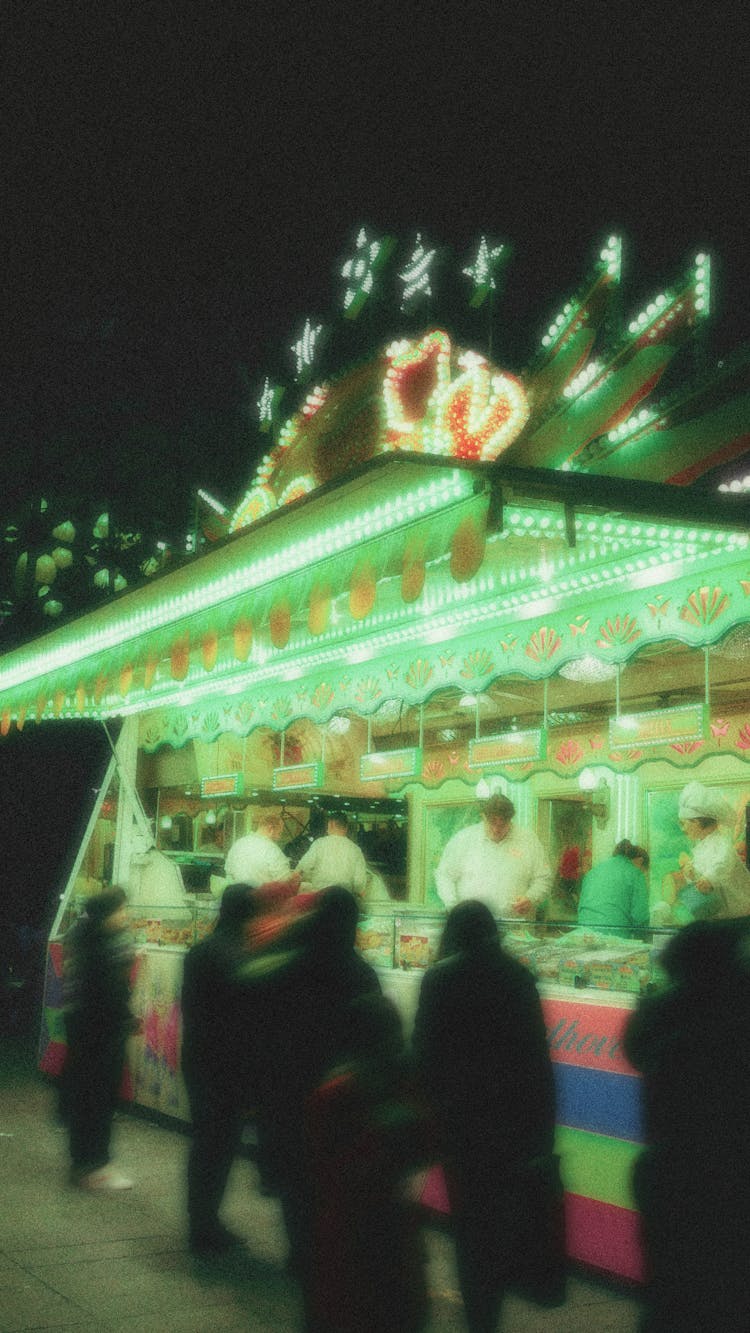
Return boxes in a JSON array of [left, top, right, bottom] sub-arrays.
[[445, 1161, 525, 1333], [635, 1149, 750, 1333], [185, 1076, 245, 1239], [63, 1020, 125, 1174]]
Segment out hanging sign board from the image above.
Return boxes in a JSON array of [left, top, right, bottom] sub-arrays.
[[360, 747, 423, 782], [272, 761, 325, 791], [200, 772, 244, 799], [469, 729, 547, 767], [610, 703, 705, 749]]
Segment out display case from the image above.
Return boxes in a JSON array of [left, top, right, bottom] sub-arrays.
[[357, 909, 669, 995]]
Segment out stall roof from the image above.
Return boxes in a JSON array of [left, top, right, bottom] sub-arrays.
[[0, 454, 748, 741]]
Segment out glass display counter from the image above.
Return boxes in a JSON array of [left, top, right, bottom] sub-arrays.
[[358, 909, 670, 996]]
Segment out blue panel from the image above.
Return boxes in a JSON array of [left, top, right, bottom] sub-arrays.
[[554, 1062, 644, 1142]]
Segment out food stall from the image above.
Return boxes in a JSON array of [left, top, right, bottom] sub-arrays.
[[3, 235, 750, 1280]]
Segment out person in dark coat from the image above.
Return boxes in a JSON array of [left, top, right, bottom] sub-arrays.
[[304, 993, 429, 1333], [181, 882, 259, 1252], [624, 919, 750, 1332], [62, 886, 138, 1190], [413, 900, 559, 1333], [253, 886, 382, 1302]]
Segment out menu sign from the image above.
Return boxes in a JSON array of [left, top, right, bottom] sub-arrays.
[[360, 747, 423, 782], [610, 703, 705, 749], [200, 772, 244, 798], [272, 761, 324, 790], [469, 728, 547, 767]]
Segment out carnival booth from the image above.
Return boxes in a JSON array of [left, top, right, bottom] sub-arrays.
[[4, 234, 750, 1281]]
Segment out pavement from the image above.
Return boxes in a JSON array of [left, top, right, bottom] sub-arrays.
[[0, 1033, 644, 1332]]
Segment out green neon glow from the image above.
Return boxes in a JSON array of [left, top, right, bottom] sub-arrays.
[[562, 359, 606, 399], [541, 299, 578, 350], [599, 235, 622, 280], [291, 318, 323, 380], [2, 487, 747, 728], [398, 234, 437, 310], [0, 471, 475, 698], [462, 236, 506, 307], [694, 253, 711, 318]]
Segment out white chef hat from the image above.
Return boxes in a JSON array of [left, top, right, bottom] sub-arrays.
[[678, 781, 735, 826]]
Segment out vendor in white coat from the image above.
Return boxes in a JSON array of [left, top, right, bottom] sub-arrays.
[[224, 809, 300, 892], [295, 812, 368, 898], [435, 793, 552, 918], [678, 781, 750, 919]]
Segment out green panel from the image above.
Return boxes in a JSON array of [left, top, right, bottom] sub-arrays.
[[44, 1006, 66, 1044], [556, 1124, 639, 1210]]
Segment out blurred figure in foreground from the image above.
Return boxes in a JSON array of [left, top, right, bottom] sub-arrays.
[[413, 900, 562, 1333], [62, 886, 138, 1190], [253, 887, 381, 1296], [625, 919, 750, 1332], [304, 993, 428, 1332], [576, 839, 650, 935], [181, 882, 258, 1253]]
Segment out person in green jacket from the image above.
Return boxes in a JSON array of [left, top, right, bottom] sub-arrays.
[[577, 840, 650, 934]]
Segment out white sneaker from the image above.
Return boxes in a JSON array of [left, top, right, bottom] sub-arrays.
[[79, 1166, 134, 1191]]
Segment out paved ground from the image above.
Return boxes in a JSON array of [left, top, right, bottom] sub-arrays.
[[0, 1035, 644, 1332]]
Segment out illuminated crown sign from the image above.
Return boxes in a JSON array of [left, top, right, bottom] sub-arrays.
[[230, 331, 529, 533], [229, 230, 746, 536]]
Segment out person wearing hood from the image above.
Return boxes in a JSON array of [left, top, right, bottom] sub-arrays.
[[181, 882, 259, 1252], [677, 781, 750, 919]]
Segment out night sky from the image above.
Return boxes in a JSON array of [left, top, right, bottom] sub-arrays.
[[1, 5, 749, 928]]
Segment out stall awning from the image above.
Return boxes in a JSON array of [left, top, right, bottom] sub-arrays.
[[0, 456, 748, 744]]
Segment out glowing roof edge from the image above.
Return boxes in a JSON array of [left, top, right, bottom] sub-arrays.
[[0, 455, 747, 703]]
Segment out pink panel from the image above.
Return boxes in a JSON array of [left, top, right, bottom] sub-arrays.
[[420, 1165, 449, 1213], [49, 941, 64, 980], [39, 1040, 67, 1078], [565, 1191, 645, 1283]]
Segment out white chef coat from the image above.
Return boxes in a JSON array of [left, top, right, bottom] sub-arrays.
[[691, 830, 750, 918], [224, 833, 292, 888], [435, 820, 552, 916], [296, 834, 368, 894]]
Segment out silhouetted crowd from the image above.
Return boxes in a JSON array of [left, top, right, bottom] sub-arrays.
[[60, 882, 750, 1332]]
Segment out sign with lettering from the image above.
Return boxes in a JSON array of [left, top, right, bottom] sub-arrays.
[[609, 703, 705, 749], [468, 728, 547, 767], [200, 772, 244, 798], [541, 997, 636, 1076], [360, 747, 423, 782], [272, 761, 324, 791]]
